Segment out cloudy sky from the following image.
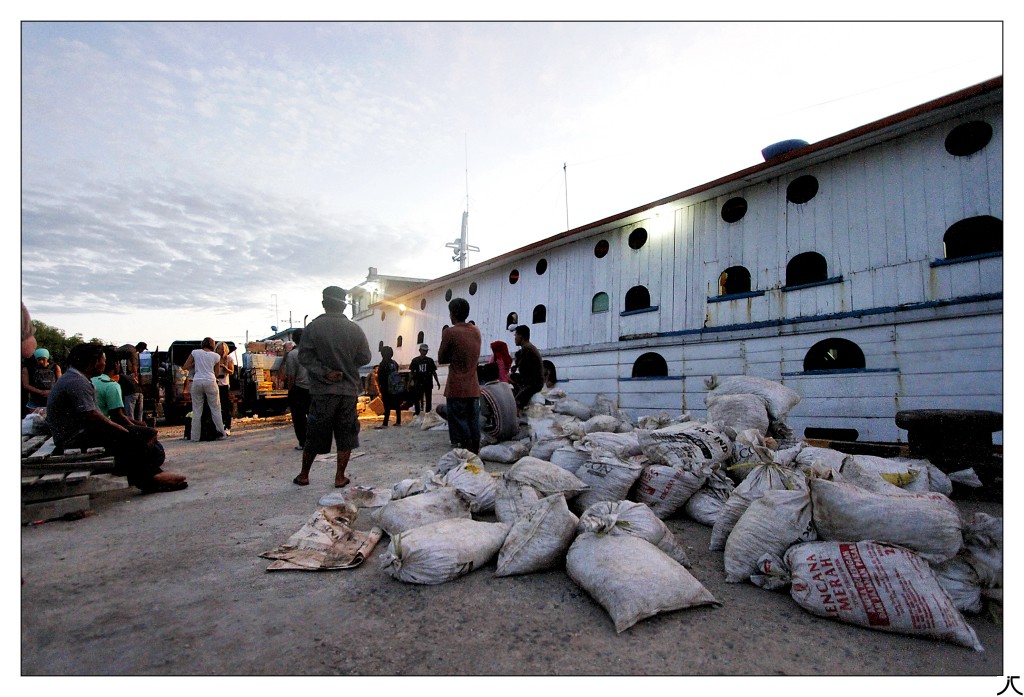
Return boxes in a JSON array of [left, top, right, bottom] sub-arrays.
[[16, 19, 1004, 352]]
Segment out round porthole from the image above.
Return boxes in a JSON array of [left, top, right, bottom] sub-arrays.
[[721, 197, 748, 223], [380, 312, 386, 321], [594, 239, 609, 258], [628, 228, 648, 250], [536, 258, 547, 275], [420, 299, 426, 310], [786, 175, 819, 205], [945, 121, 993, 157], [509, 269, 520, 284], [469, 282, 478, 295], [445, 289, 452, 302]]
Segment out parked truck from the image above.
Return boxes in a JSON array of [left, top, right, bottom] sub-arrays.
[[239, 339, 290, 417]]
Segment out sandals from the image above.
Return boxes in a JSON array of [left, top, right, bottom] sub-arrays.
[[139, 480, 188, 494], [292, 475, 309, 486]]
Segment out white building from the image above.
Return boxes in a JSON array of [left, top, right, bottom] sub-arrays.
[[354, 77, 1003, 444]]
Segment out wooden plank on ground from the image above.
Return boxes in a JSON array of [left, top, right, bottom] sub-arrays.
[[38, 473, 67, 484], [22, 495, 90, 525], [22, 475, 41, 486], [22, 473, 129, 503], [27, 438, 58, 460], [22, 459, 117, 476], [65, 471, 92, 482], [21, 435, 48, 457]]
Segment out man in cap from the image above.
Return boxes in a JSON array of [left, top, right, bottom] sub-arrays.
[[437, 297, 482, 453], [293, 286, 372, 488], [408, 342, 440, 415]]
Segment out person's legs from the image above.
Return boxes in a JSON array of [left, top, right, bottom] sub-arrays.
[[288, 386, 310, 447], [123, 393, 137, 421], [134, 394, 144, 422], [219, 384, 232, 431], [332, 395, 360, 487], [424, 386, 433, 413], [412, 383, 422, 416], [189, 382, 205, 441], [446, 398, 471, 450], [466, 397, 481, 453], [202, 381, 226, 435], [295, 394, 335, 485]]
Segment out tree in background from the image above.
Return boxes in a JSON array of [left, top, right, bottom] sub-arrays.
[[30, 320, 107, 369]]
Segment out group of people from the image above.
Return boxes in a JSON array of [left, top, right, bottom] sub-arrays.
[[181, 337, 235, 441]]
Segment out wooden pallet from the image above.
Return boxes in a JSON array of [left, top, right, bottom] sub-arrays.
[[21, 435, 123, 524]]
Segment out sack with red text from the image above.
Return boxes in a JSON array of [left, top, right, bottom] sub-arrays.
[[784, 541, 983, 651]]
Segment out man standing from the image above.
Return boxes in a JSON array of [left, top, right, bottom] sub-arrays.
[[117, 342, 147, 422], [510, 325, 544, 409], [293, 286, 372, 488], [409, 343, 441, 415], [283, 328, 312, 451], [46, 343, 186, 493], [437, 297, 482, 453]]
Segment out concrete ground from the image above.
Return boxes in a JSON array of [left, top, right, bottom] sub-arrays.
[[20, 413, 1006, 682]]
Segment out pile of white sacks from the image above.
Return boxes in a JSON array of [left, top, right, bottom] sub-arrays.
[[368, 376, 1001, 647]]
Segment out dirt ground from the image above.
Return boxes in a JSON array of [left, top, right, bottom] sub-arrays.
[[20, 411, 1006, 682]]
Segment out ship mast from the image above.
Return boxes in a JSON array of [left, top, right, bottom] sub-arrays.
[[445, 135, 479, 270]]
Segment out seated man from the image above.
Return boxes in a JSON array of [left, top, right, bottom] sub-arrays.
[[510, 325, 544, 409], [47, 343, 187, 494], [93, 346, 150, 430]]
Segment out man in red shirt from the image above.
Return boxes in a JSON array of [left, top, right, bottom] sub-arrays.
[[437, 297, 482, 453]]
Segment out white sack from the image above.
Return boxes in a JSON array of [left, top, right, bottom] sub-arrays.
[[494, 475, 544, 525], [710, 463, 807, 551], [391, 478, 426, 500], [436, 448, 484, 476], [930, 557, 984, 614], [530, 436, 573, 462], [577, 500, 690, 566], [785, 541, 983, 651], [553, 398, 593, 421], [550, 444, 592, 472], [479, 440, 530, 464], [566, 532, 718, 633], [418, 411, 446, 431], [705, 374, 801, 421], [706, 393, 770, 435], [506, 456, 589, 498], [581, 431, 643, 458], [524, 403, 560, 441], [373, 487, 472, 537], [962, 512, 1002, 588], [810, 478, 963, 564], [794, 446, 848, 478], [583, 415, 623, 434], [434, 461, 497, 514], [637, 412, 688, 430], [683, 469, 735, 527], [723, 488, 816, 583], [571, 448, 646, 514], [633, 463, 708, 519], [495, 494, 579, 576], [638, 421, 733, 468], [380, 518, 511, 585]]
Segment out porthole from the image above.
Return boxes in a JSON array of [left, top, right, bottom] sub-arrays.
[[594, 239, 609, 258], [945, 121, 993, 157], [508, 269, 520, 285], [786, 175, 819, 205], [469, 282, 478, 295], [445, 289, 452, 302], [416, 331, 424, 345], [378, 340, 384, 351], [632, 352, 668, 378], [786, 252, 828, 287], [719, 266, 752, 295], [803, 338, 866, 372], [420, 299, 426, 310], [628, 227, 648, 250], [533, 304, 546, 324], [397, 336, 403, 348], [943, 216, 1002, 259], [624, 285, 651, 312], [380, 312, 386, 321], [506, 312, 519, 329], [536, 258, 548, 275], [592, 292, 609, 313], [721, 197, 748, 223]]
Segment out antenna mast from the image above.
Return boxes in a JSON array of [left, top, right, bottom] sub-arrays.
[[564, 162, 569, 231], [444, 134, 479, 269]]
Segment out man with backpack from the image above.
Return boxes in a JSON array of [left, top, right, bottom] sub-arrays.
[[375, 345, 405, 428]]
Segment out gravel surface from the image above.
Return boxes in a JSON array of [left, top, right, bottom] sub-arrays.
[[20, 413, 1007, 682]]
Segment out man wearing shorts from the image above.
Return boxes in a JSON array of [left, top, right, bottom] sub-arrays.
[[293, 286, 372, 488], [437, 297, 482, 453]]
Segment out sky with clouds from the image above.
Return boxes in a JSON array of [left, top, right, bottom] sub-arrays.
[[17, 19, 1004, 352]]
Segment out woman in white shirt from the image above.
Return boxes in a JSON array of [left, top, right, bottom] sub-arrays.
[[182, 337, 226, 441]]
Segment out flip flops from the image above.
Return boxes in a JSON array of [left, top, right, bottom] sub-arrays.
[[292, 476, 309, 486], [139, 480, 189, 494]]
